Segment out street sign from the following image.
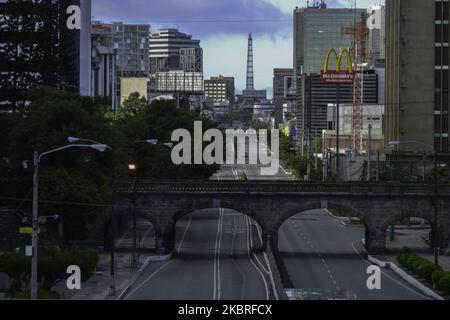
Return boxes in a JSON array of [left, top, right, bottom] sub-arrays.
[[19, 227, 33, 234], [19, 227, 39, 234]]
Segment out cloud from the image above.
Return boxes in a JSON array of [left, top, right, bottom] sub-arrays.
[[92, 0, 291, 38]]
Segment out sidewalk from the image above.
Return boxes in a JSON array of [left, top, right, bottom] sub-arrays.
[[53, 218, 156, 300], [53, 252, 153, 300]]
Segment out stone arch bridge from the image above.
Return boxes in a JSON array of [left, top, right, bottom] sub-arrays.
[[114, 181, 450, 254]]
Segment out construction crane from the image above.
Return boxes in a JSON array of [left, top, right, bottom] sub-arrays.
[[341, 0, 368, 152]]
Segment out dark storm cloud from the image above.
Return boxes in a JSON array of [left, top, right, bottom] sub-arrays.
[[92, 0, 291, 38]]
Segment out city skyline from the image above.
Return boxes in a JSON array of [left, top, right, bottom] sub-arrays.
[[92, 0, 384, 97]]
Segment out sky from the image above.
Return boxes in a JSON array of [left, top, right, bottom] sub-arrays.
[[92, 0, 385, 97]]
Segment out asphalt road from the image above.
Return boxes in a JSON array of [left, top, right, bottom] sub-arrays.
[[123, 209, 270, 300], [124, 136, 432, 300], [279, 210, 432, 300]]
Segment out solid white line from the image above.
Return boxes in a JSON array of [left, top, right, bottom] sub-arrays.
[[245, 215, 270, 300], [250, 220, 270, 274], [350, 241, 431, 300], [213, 209, 220, 300], [217, 209, 224, 300], [177, 215, 192, 253], [124, 260, 173, 300]]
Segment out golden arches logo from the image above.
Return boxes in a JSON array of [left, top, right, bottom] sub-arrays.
[[321, 48, 354, 84]]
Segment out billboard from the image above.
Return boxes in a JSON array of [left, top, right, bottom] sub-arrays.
[[321, 49, 355, 84]]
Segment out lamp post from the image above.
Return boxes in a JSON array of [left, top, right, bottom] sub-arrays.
[[388, 140, 440, 266], [129, 140, 173, 269], [30, 139, 110, 300]]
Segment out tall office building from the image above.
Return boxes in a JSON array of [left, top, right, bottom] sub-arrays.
[[180, 48, 203, 72], [92, 21, 150, 76], [297, 73, 378, 148], [273, 68, 294, 125], [367, 5, 386, 67], [204, 76, 235, 105], [150, 29, 202, 73], [385, 0, 449, 157], [293, 6, 367, 76], [0, 0, 92, 110]]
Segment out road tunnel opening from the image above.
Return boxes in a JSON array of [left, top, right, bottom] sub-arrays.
[[275, 208, 367, 300], [172, 208, 264, 259]]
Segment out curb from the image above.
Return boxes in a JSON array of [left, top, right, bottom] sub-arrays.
[[368, 255, 445, 301], [325, 209, 364, 228], [117, 254, 172, 300]]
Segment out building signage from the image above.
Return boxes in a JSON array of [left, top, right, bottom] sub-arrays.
[[321, 48, 355, 84]]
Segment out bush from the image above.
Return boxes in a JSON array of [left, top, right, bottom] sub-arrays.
[[432, 270, 445, 288], [438, 273, 450, 295], [15, 289, 60, 300], [417, 261, 441, 283]]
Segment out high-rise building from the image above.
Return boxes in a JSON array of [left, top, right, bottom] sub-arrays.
[[180, 48, 203, 73], [91, 46, 117, 110], [367, 5, 386, 68], [204, 76, 235, 105], [92, 21, 150, 76], [297, 73, 378, 148], [0, 0, 92, 111], [273, 68, 294, 125], [91, 21, 150, 107], [385, 0, 449, 157], [293, 6, 367, 76], [150, 29, 202, 73]]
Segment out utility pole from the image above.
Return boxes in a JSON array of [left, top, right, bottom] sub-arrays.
[[367, 124, 372, 182], [376, 150, 380, 182], [336, 85, 340, 180], [314, 128, 318, 173], [434, 152, 439, 266], [31, 151, 39, 300]]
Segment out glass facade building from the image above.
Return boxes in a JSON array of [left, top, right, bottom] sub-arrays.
[[294, 8, 367, 76]]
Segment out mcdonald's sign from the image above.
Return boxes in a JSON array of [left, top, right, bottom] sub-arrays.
[[321, 48, 355, 84]]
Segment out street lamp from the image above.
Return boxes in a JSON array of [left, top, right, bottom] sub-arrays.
[[30, 139, 111, 300], [388, 140, 440, 266], [128, 139, 173, 269]]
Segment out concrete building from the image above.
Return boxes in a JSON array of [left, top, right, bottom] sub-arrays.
[[91, 46, 117, 110], [293, 6, 367, 76], [367, 5, 386, 68], [155, 71, 203, 93], [204, 76, 235, 105], [385, 0, 449, 157], [120, 77, 149, 105], [180, 47, 203, 72], [296, 72, 378, 150], [150, 29, 201, 72], [324, 104, 385, 153], [92, 21, 150, 75], [273, 68, 296, 125]]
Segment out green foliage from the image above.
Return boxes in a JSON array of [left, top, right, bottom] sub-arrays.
[[438, 273, 450, 294], [0, 248, 98, 293], [397, 252, 444, 286], [14, 289, 60, 300], [1, 88, 221, 244]]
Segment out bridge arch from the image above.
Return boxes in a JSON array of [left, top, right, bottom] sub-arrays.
[[271, 200, 366, 236]]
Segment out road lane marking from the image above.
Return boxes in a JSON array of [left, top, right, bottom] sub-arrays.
[[124, 260, 173, 300], [177, 215, 192, 253], [350, 240, 431, 300], [213, 208, 224, 300], [245, 215, 269, 300]]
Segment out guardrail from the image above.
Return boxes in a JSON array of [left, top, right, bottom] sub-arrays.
[[114, 180, 450, 197]]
